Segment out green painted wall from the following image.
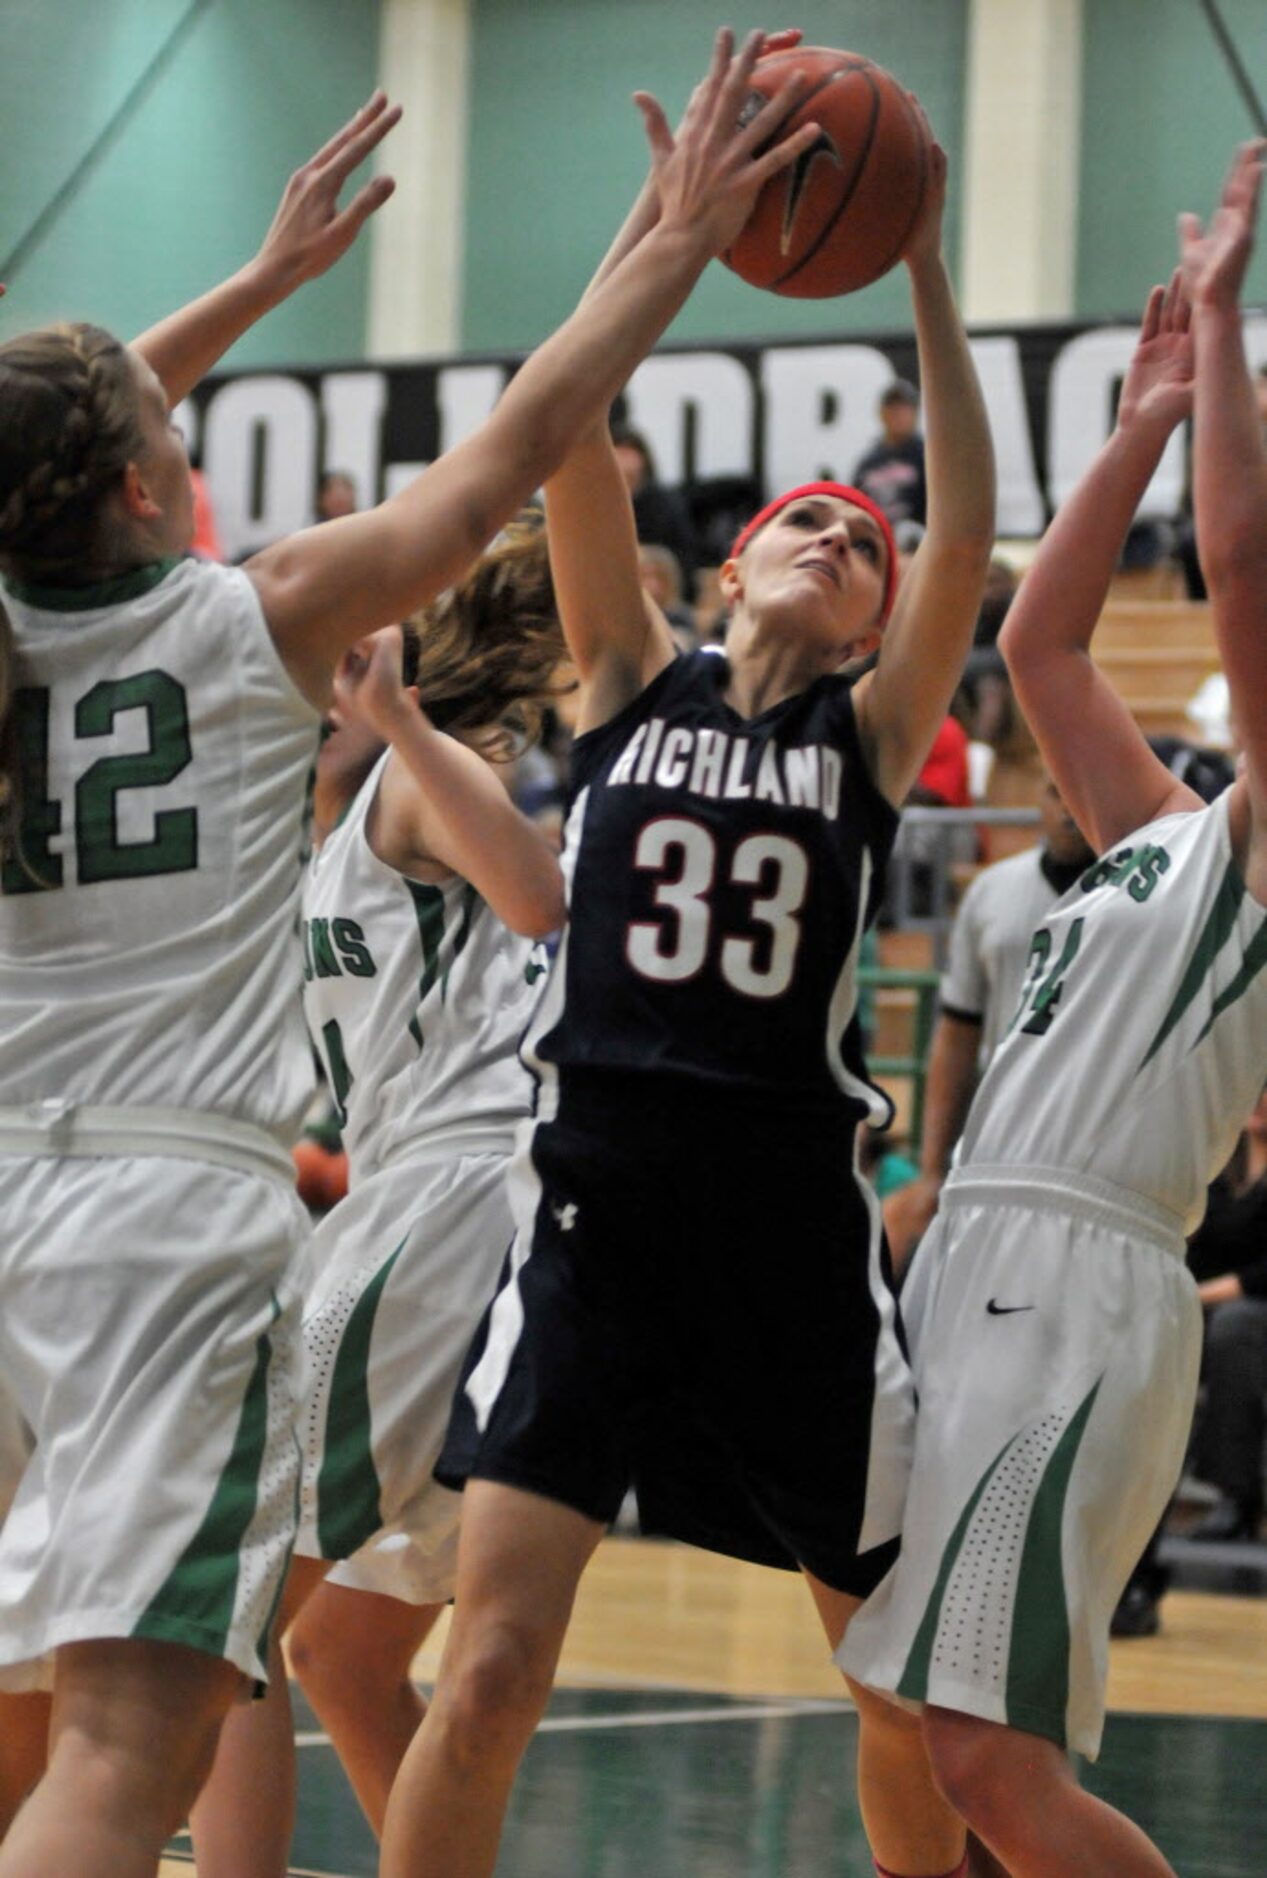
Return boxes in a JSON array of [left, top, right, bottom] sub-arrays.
[[1079, 0, 1267, 316], [0, 0, 380, 369], [461, 1, 969, 351]]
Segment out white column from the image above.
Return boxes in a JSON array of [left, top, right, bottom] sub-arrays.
[[961, 0, 1084, 323], [367, 0, 472, 358]]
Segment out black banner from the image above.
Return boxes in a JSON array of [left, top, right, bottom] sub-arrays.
[[183, 314, 1267, 561]]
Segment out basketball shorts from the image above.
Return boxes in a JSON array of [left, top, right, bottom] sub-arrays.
[[840, 1165, 1202, 1758], [438, 1080, 916, 1597], [295, 1149, 514, 1605], [0, 1154, 307, 1691], [0, 1382, 31, 1526]]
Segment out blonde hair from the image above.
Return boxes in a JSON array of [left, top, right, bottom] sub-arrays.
[[403, 516, 572, 761], [0, 322, 146, 870]]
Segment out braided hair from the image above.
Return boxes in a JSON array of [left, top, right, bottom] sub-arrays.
[[0, 322, 147, 870]]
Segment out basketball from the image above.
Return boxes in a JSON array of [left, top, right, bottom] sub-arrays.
[[725, 47, 932, 298]]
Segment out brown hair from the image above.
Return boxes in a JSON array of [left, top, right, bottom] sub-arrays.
[[0, 322, 145, 869], [403, 515, 572, 761]]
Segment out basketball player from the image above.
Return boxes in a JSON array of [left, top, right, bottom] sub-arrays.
[[379, 116, 995, 1878], [842, 148, 1267, 1878], [191, 534, 568, 1876], [0, 42, 821, 1875]]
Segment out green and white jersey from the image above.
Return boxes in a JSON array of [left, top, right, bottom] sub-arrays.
[[0, 556, 319, 1140], [301, 751, 541, 1183], [959, 792, 1267, 1231]]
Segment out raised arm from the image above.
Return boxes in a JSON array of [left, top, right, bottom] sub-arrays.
[[853, 136, 995, 805], [132, 93, 399, 407], [336, 630, 565, 939], [1183, 143, 1267, 894], [997, 278, 1205, 851], [543, 34, 814, 732], [248, 31, 823, 711]]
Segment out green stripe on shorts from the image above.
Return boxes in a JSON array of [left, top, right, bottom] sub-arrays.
[[897, 1434, 1014, 1703], [133, 1326, 274, 1657], [1004, 1377, 1103, 1745], [316, 1238, 406, 1560]]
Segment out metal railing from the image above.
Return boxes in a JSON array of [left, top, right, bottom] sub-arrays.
[[858, 965, 940, 1151], [884, 805, 1041, 967]]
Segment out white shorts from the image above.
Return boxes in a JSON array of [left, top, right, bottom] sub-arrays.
[[0, 1154, 307, 1691], [295, 1148, 513, 1605], [0, 1382, 31, 1525], [841, 1166, 1201, 1759]]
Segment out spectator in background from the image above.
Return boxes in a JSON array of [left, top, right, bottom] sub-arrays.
[[851, 377, 927, 527], [610, 424, 702, 598], [189, 467, 225, 561], [886, 773, 1095, 1273], [636, 542, 697, 650], [316, 468, 359, 522], [1186, 1085, 1267, 1543]]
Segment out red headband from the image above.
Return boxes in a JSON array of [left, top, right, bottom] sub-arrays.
[[730, 482, 899, 626]]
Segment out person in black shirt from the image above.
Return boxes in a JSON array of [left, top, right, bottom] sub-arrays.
[[852, 377, 928, 527]]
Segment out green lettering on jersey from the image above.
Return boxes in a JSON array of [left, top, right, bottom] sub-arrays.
[[75, 671, 197, 881], [1, 688, 63, 892], [1079, 842, 1171, 904], [309, 918, 342, 979], [333, 917, 376, 977]]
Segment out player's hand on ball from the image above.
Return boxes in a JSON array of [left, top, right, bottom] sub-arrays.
[[1178, 140, 1265, 312], [632, 28, 822, 258], [1117, 270, 1194, 432], [255, 90, 402, 291], [901, 110, 947, 272]]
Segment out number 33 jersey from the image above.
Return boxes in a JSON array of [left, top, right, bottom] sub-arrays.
[[525, 650, 898, 1120], [0, 557, 320, 1135], [958, 791, 1267, 1230]]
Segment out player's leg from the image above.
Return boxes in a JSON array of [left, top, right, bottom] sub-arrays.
[[805, 1573, 968, 1878], [0, 1693, 50, 1840], [0, 1639, 239, 1878], [379, 1479, 605, 1878], [923, 1707, 1177, 1878], [189, 1552, 330, 1878], [287, 1580, 445, 1837]]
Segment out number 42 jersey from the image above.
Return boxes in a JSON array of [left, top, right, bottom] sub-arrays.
[[525, 650, 898, 1121], [958, 791, 1267, 1231], [0, 557, 320, 1138]]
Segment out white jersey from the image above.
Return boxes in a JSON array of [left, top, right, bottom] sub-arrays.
[[940, 845, 1074, 1065], [0, 556, 318, 1141], [301, 751, 541, 1183], [959, 793, 1267, 1231]]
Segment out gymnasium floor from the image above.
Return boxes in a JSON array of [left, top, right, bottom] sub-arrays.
[[160, 1537, 1267, 1877]]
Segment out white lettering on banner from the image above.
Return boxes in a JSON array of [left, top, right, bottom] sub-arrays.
[[1048, 328, 1184, 519], [197, 313, 1267, 560], [761, 346, 893, 494], [437, 364, 505, 450], [969, 337, 1045, 536], [320, 372, 388, 509], [623, 353, 754, 482], [172, 398, 199, 459], [204, 376, 317, 559]]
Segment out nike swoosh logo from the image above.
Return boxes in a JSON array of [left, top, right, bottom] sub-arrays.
[[986, 1299, 1035, 1316]]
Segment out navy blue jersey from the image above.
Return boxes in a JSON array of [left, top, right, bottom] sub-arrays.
[[524, 650, 898, 1120]]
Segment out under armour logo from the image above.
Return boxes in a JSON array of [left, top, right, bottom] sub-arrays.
[[553, 1202, 578, 1232]]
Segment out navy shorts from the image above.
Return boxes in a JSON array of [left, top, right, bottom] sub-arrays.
[[438, 1078, 914, 1597]]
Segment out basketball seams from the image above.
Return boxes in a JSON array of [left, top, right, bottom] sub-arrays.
[[770, 71, 882, 290], [724, 48, 929, 299]]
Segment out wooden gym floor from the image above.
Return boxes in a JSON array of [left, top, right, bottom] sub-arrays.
[[160, 1535, 1267, 1876]]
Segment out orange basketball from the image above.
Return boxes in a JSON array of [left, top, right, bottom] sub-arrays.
[[725, 47, 932, 298]]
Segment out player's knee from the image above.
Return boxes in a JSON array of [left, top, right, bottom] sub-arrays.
[[432, 1621, 554, 1771], [920, 1711, 1004, 1824]]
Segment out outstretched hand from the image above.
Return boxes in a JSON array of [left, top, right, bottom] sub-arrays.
[[333, 624, 416, 737], [901, 97, 947, 271], [256, 91, 402, 289], [1178, 141, 1265, 312], [631, 28, 824, 258], [1117, 269, 1195, 432]]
